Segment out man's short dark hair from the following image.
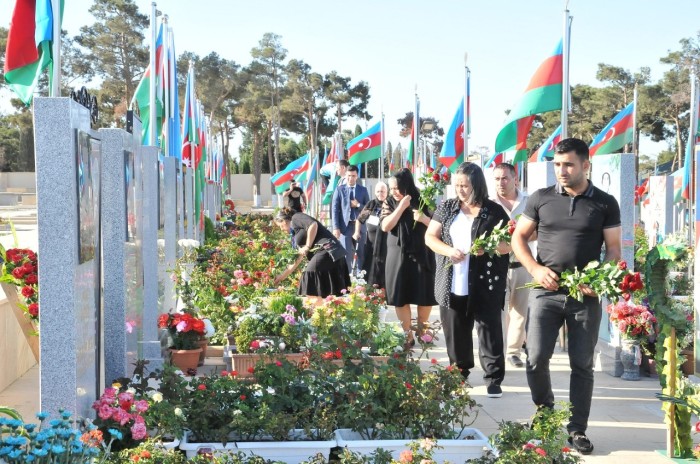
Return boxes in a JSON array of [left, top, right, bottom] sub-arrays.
[[338, 159, 350, 167], [555, 138, 589, 161], [346, 165, 358, 173], [494, 162, 516, 176]]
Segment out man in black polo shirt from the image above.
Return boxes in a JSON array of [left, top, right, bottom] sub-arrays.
[[511, 138, 621, 455]]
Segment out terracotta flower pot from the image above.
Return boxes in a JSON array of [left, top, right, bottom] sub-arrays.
[[196, 339, 209, 366], [169, 348, 202, 372]]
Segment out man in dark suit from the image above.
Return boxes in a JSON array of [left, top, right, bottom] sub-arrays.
[[332, 165, 369, 275]]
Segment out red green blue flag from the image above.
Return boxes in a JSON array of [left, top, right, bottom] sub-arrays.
[[347, 122, 382, 166], [439, 97, 466, 172], [271, 154, 309, 194], [529, 125, 562, 162], [589, 102, 634, 157], [132, 22, 165, 144], [4, 0, 64, 105], [495, 40, 563, 155], [484, 152, 505, 169]]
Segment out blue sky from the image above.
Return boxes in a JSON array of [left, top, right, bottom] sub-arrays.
[[3, 0, 699, 158]]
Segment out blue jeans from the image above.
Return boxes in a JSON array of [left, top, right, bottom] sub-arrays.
[[525, 289, 601, 433]]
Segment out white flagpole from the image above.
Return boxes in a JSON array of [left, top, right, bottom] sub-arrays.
[[687, 73, 697, 245], [380, 112, 385, 180], [414, 86, 420, 173], [162, 16, 170, 156], [149, 2, 158, 146], [464, 53, 470, 163], [632, 83, 639, 157], [561, 1, 571, 139], [50, 0, 61, 97]]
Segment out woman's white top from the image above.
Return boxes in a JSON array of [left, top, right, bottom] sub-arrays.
[[449, 211, 473, 296]]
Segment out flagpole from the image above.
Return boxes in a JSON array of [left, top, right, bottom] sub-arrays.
[[632, 83, 639, 181], [50, 0, 61, 97], [687, 73, 697, 245], [464, 53, 470, 163], [149, 2, 158, 146], [380, 112, 385, 181], [561, 1, 571, 139], [414, 86, 420, 173], [162, 16, 170, 156]]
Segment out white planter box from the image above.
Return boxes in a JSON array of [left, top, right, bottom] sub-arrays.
[[335, 428, 491, 461], [180, 430, 335, 463]]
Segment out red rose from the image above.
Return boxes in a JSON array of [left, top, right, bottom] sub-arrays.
[[617, 261, 627, 270], [404, 382, 412, 389], [427, 167, 435, 173], [335, 349, 342, 359], [622, 292, 631, 301], [442, 173, 449, 181], [430, 358, 437, 364], [21, 286, 34, 298], [24, 274, 38, 285], [275, 360, 282, 367], [11, 267, 25, 279], [231, 370, 238, 377], [28, 303, 39, 317], [240, 394, 247, 400], [247, 367, 254, 374], [321, 351, 334, 360], [197, 384, 206, 391], [432, 173, 440, 182], [21, 263, 33, 274]]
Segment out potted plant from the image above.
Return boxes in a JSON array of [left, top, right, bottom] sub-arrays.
[[473, 402, 581, 463], [334, 355, 488, 461], [606, 299, 656, 380], [178, 360, 337, 462], [157, 312, 207, 373]]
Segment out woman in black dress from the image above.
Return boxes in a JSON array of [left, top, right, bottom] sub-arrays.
[[353, 181, 388, 288], [273, 207, 350, 300], [381, 169, 437, 346]]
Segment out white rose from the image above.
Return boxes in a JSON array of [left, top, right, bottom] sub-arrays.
[[151, 392, 163, 403], [174, 408, 183, 417], [278, 342, 286, 351]]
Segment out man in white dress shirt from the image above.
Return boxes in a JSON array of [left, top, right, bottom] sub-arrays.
[[491, 163, 533, 368]]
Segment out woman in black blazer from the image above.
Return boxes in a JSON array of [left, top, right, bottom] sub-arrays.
[[425, 162, 510, 398]]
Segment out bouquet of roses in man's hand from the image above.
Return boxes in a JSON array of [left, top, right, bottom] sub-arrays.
[[469, 219, 516, 258], [523, 260, 643, 303]]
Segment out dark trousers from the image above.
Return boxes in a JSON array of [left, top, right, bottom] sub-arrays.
[[440, 293, 505, 386], [340, 221, 365, 275], [525, 289, 601, 434]]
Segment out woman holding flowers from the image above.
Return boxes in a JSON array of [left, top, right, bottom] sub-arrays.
[[425, 162, 510, 398], [381, 168, 436, 347], [273, 207, 350, 299]]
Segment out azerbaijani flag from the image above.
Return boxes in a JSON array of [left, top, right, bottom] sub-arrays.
[[589, 102, 634, 157], [406, 120, 415, 170], [305, 151, 319, 200], [4, 0, 63, 105], [271, 154, 309, 194], [324, 138, 337, 165], [529, 125, 562, 162], [484, 152, 505, 169], [495, 40, 563, 155], [132, 22, 165, 144], [439, 97, 466, 172], [347, 122, 382, 166], [181, 66, 198, 167]]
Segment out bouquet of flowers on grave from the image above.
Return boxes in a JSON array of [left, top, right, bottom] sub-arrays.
[[92, 384, 150, 451], [157, 312, 206, 350], [523, 260, 644, 303], [0, 247, 39, 322], [469, 219, 516, 258], [414, 167, 449, 227], [606, 299, 656, 342]]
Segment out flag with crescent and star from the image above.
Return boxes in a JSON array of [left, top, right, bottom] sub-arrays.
[[270, 153, 309, 194], [589, 102, 634, 158], [439, 97, 466, 172], [495, 40, 563, 156], [347, 122, 382, 166], [529, 125, 562, 162]]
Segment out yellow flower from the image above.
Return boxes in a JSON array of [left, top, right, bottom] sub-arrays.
[[112, 382, 122, 389]]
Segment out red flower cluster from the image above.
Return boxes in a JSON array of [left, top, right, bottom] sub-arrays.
[[4, 247, 39, 321], [620, 272, 644, 294], [606, 300, 656, 341], [507, 219, 517, 235], [321, 349, 343, 360], [92, 387, 149, 442], [157, 312, 205, 334]]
